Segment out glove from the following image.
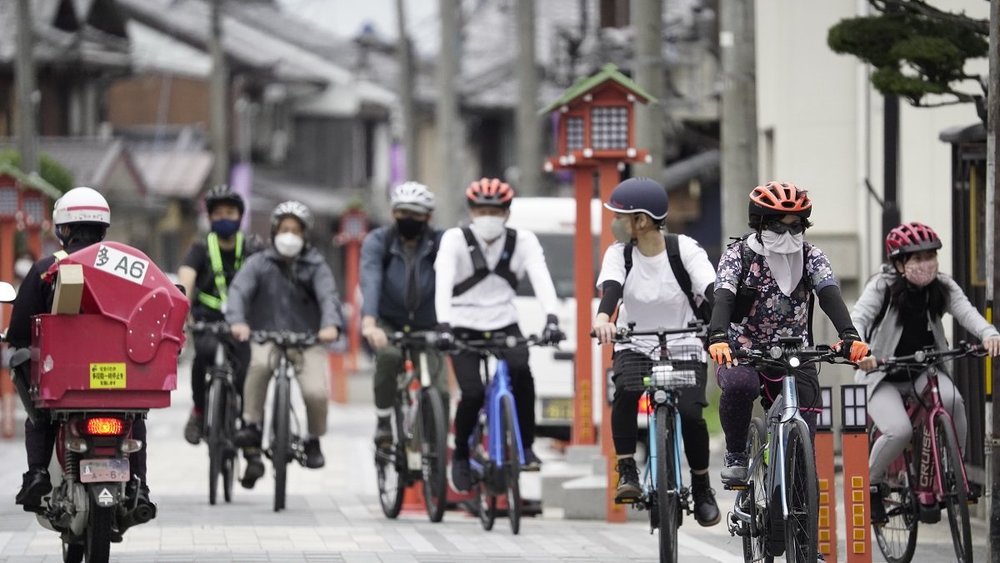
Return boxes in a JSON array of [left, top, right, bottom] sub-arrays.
[[708, 341, 733, 366], [435, 323, 455, 351], [837, 329, 870, 363], [541, 314, 565, 345]]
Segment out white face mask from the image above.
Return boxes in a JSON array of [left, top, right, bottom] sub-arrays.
[[760, 230, 803, 255], [274, 232, 304, 257], [471, 215, 506, 241]]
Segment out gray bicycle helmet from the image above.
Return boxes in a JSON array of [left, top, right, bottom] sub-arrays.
[[390, 181, 436, 213], [271, 200, 313, 232]]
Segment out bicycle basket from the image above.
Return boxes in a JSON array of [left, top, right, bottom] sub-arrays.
[[614, 344, 703, 392]]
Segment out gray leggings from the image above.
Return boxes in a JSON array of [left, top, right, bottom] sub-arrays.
[[868, 372, 967, 485]]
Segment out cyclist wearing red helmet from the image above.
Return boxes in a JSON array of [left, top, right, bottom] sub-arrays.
[[434, 178, 564, 491], [707, 182, 870, 486], [852, 222, 1000, 523]]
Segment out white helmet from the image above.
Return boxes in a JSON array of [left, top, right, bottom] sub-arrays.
[[270, 200, 313, 231], [390, 182, 435, 213], [53, 187, 111, 226]]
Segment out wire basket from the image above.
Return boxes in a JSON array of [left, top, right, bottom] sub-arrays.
[[614, 344, 703, 392]]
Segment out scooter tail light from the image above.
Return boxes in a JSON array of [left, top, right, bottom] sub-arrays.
[[85, 417, 125, 436]]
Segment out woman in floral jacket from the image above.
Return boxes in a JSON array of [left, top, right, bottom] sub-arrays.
[[706, 182, 870, 486]]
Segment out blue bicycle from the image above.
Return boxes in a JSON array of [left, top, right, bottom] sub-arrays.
[[454, 333, 550, 535], [600, 323, 706, 563]]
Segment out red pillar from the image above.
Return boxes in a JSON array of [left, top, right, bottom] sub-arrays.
[[572, 168, 596, 446], [815, 430, 838, 561], [344, 239, 361, 371], [842, 431, 873, 562], [0, 220, 16, 439]]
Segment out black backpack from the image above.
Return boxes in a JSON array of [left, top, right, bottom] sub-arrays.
[[624, 233, 713, 324]]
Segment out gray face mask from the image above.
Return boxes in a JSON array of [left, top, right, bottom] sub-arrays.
[[611, 216, 634, 244]]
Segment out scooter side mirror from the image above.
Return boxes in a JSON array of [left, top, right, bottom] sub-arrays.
[[0, 282, 15, 303]]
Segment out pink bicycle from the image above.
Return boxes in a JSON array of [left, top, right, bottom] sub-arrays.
[[869, 342, 985, 563]]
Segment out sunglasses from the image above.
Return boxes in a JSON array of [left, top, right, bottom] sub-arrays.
[[764, 220, 806, 235]]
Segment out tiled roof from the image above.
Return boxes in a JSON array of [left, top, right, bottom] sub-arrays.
[[0, 0, 130, 67]]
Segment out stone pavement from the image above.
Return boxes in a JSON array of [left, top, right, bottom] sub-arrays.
[[0, 356, 988, 562]]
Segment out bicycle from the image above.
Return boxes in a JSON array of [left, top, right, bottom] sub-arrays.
[[869, 342, 986, 563], [251, 330, 317, 512], [595, 323, 706, 563], [452, 332, 554, 535], [375, 330, 449, 522], [189, 320, 242, 506], [726, 338, 853, 563]]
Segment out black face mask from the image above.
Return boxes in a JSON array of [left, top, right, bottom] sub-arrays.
[[396, 217, 427, 240]]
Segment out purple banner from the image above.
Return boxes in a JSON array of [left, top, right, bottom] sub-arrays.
[[229, 162, 253, 229]]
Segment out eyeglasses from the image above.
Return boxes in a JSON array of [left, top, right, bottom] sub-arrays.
[[764, 220, 805, 235]]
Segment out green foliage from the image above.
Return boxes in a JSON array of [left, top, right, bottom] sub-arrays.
[[0, 149, 74, 193], [828, 3, 988, 108]]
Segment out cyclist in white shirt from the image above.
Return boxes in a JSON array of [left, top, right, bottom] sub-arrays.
[[592, 177, 720, 525], [435, 178, 564, 491]]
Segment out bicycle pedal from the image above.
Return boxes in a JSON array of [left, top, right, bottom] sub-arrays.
[[615, 497, 640, 505], [723, 483, 748, 491]]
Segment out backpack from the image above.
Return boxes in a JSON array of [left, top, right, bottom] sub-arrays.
[[624, 234, 713, 324], [452, 227, 518, 297]]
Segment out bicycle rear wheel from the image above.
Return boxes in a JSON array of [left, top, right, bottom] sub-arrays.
[[272, 376, 291, 512], [654, 405, 678, 563], [207, 377, 226, 506], [742, 417, 770, 562], [783, 418, 818, 563], [377, 403, 406, 518], [500, 395, 522, 535], [872, 463, 919, 563], [420, 388, 448, 523], [222, 387, 239, 503], [935, 416, 972, 562]]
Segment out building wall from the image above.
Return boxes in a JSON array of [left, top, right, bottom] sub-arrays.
[[106, 73, 211, 127]]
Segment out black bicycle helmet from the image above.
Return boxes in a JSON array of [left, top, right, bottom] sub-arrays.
[[204, 184, 245, 216], [603, 177, 668, 220]]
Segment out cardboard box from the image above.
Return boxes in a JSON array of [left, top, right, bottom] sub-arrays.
[[51, 264, 84, 315]]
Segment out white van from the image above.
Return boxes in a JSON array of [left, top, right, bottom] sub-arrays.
[[506, 197, 605, 441]]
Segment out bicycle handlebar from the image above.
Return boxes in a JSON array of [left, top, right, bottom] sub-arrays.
[[187, 320, 231, 336], [452, 333, 545, 353], [388, 330, 443, 348], [590, 322, 706, 343], [876, 342, 985, 369], [251, 330, 318, 348], [733, 344, 855, 370]]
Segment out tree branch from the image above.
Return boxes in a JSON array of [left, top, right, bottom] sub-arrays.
[[869, 0, 990, 35]]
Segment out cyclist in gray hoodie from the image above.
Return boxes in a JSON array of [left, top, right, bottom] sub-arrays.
[[227, 201, 343, 488]]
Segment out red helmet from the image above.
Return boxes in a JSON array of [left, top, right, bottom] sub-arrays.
[[466, 178, 514, 208], [748, 181, 812, 218], [885, 222, 942, 258]]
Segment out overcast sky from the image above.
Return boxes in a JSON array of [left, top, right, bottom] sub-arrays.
[[275, 0, 441, 54]]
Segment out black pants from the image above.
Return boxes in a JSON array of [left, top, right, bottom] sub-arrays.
[[611, 350, 711, 471], [451, 325, 535, 459], [26, 417, 148, 480], [191, 331, 251, 413]]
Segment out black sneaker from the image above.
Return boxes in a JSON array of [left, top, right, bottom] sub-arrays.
[[373, 417, 393, 450], [241, 452, 265, 489], [523, 448, 542, 472], [183, 411, 203, 445], [614, 458, 642, 504], [234, 424, 262, 448], [720, 452, 749, 486], [871, 485, 888, 525], [303, 438, 325, 469], [451, 457, 472, 492], [15, 468, 51, 511], [690, 474, 721, 526]]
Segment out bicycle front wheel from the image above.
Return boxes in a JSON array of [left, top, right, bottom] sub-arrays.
[[377, 403, 407, 519], [207, 377, 226, 506], [222, 388, 238, 503], [272, 376, 291, 512], [420, 388, 448, 523], [742, 417, 770, 562], [500, 394, 522, 535], [655, 405, 678, 563], [935, 416, 972, 562], [783, 418, 818, 563]]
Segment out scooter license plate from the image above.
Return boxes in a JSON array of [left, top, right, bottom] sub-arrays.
[[80, 458, 130, 483]]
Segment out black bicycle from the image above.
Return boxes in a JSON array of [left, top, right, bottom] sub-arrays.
[[189, 320, 241, 506], [376, 330, 449, 522], [252, 330, 317, 512]]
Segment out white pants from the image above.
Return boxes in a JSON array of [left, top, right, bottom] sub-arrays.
[[868, 371, 966, 485]]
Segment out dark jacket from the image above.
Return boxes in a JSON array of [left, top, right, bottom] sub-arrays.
[[226, 246, 343, 333], [8, 241, 91, 349], [360, 226, 440, 331]]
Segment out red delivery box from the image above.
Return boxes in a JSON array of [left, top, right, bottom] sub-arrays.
[[31, 242, 189, 409]]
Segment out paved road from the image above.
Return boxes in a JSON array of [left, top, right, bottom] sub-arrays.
[[0, 359, 988, 562]]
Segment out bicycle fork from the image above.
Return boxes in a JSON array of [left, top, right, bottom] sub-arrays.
[[487, 361, 526, 467]]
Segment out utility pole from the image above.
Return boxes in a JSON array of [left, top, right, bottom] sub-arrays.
[[719, 0, 759, 240], [395, 0, 418, 181], [515, 0, 540, 195], [15, 0, 38, 174], [881, 94, 901, 253], [436, 0, 461, 226], [987, 0, 999, 559], [209, 0, 230, 187], [632, 0, 665, 181]]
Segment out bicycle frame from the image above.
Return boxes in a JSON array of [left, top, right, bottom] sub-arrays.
[[643, 392, 686, 498], [469, 357, 526, 475], [906, 367, 971, 505]]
